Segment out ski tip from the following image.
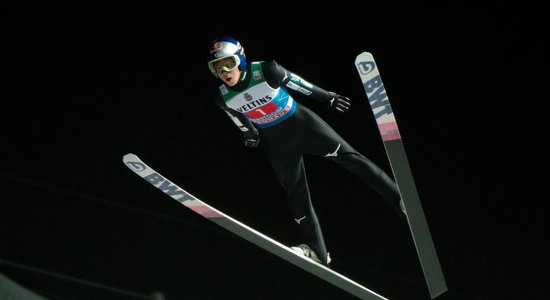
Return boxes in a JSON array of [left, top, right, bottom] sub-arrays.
[[356, 51, 374, 61], [123, 153, 138, 162]]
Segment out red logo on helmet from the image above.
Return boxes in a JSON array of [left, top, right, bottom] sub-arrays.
[[209, 42, 222, 54]]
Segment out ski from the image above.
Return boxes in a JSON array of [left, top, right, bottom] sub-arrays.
[[123, 153, 388, 300], [355, 52, 447, 299]]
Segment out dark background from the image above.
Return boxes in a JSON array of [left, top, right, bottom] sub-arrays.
[[2, 2, 547, 300]]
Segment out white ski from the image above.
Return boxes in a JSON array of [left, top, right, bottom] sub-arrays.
[[355, 52, 447, 299], [123, 153, 388, 300]]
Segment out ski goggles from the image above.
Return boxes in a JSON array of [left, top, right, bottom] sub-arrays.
[[209, 55, 240, 75]]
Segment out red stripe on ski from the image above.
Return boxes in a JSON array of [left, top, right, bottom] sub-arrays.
[[189, 205, 223, 218], [378, 121, 401, 141]]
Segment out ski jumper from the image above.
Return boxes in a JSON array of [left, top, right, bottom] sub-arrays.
[[215, 60, 402, 265]]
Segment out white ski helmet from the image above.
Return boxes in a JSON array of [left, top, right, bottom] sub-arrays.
[[207, 36, 246, 76]]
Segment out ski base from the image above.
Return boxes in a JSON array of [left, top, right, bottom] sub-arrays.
[[355, 52, 447, 298], [123, 153, 388, 300]]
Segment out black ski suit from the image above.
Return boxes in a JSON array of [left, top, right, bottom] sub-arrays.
[[214, 59, 402, 265]]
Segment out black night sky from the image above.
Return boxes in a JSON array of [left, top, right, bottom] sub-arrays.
[[2, 2, 547, 300]]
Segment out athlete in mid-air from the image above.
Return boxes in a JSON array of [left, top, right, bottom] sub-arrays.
[[207, 36, 406, 266]]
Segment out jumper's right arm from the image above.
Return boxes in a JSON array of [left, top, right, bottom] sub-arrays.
[[215, 97, 260, 147]]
